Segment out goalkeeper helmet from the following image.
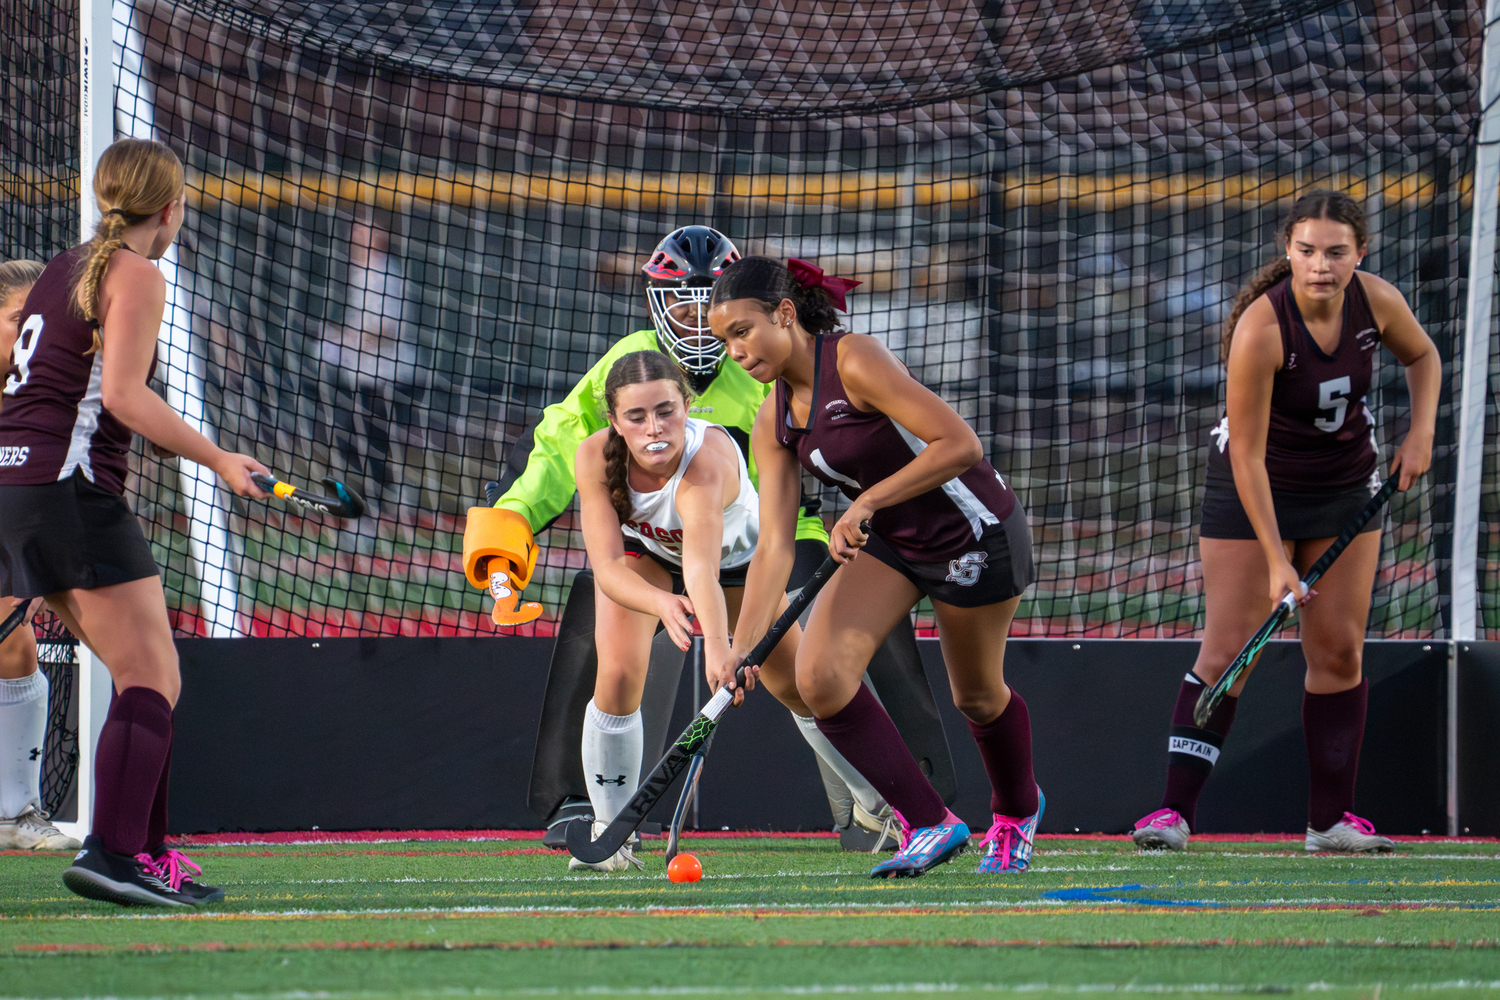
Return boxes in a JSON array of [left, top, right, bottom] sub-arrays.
[[643, 226, 741, 376]]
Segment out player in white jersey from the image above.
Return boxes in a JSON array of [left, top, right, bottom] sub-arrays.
[[571, 350, 888, 871], [617, 415, 758, 574]]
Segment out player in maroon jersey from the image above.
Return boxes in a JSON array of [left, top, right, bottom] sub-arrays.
[[0, 139, 268, 905], [1131, 190, 1440, 853], [0, 258, 80, 852], [707, 256, 1041, 878]]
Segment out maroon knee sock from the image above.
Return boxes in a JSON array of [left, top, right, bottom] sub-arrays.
[[143, 714, 174, 857], [966, 688, 1038, 818], [1161, 673, 1238, 832], [92, 687, 173, 857], [1303, 679, 1368, 832], [815, 683, 947, 828]]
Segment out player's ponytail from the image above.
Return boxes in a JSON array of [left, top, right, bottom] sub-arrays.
[[71, 139, 185, 349], [602, 350, 693, 523], [1223, 189, 1368, 359], [710, 256, 856, 336]]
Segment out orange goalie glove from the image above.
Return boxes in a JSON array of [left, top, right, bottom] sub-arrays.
[[463, 504, 544, 627]]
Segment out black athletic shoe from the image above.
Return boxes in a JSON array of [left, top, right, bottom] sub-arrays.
[[542, 797, 594, 849], [149, 848, 226, 903], [61, 836, 192, 907]]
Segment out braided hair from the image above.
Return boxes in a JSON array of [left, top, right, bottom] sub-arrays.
[[602, 350, 694, 523], [1222, 189, 1368, 359], [708, 256, 846, 336], [71, 139, 184, 352]]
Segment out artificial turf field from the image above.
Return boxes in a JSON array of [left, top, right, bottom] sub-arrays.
[[1, 832, 1497, 999]]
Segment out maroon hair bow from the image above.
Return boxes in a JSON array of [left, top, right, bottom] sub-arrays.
[[787, 258, 862, 313]]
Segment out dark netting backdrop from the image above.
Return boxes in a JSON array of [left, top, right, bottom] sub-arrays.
[[1, 0, 1493, 638]]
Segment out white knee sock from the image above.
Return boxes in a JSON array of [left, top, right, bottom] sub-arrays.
[[581, 700, 644, 825], [0, 671, 47, 818], [792, 711, 888, 820]]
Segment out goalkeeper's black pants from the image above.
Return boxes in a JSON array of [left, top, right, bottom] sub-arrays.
[[525, 538, 957, 824]]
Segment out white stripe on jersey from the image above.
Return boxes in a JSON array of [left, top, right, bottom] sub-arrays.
[[888, 419, 999, 540], [810, 448, 861, 491], [59, 351, 105, 484]]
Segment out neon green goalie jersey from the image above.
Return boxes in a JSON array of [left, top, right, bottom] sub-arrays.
[[495, 329, 827, 543]]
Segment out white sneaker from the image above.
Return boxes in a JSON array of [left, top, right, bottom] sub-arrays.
[[567, 821, 645, 872], [1306, 812, 1395, 853], [0, 805, 82, 850], [1132, 808, 1190, 851], [852, 800, 901, 853]]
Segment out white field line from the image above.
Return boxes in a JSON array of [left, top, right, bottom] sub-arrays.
[[12, 897, 1498, 922], [6, 980, 1499, 1000]]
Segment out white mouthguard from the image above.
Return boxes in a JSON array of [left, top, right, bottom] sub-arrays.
[[645, 441, 669, 452]]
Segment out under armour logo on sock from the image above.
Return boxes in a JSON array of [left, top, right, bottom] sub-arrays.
[[28, 747, 40, 761], [594, 774, 627, 786]]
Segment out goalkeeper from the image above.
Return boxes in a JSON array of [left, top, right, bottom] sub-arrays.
[[463, 226, 955, 849]]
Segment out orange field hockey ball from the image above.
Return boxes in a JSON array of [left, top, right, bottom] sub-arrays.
[[667, 853, 703, 882]]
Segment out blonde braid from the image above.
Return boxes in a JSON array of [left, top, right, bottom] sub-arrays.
[[72, 212, 132, 339]]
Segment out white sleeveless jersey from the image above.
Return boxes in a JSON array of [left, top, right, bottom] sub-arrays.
[[621, 418, 757, 570]]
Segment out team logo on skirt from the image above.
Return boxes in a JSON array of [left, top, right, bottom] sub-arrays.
[[946, 551, 988, 586]]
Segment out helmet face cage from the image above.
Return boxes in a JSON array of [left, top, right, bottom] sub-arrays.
[[647, 285, 721, 375], [642, 226, 740, 376]]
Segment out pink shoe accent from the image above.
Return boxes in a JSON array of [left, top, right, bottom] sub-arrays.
[[888, 808, 963, 851], [978, 815, 1030, 869], [137, 848, 203, 892], [1134, 808, 1184, 831], [888, 808, 912, 850], [1342, 812, 1378, 836]]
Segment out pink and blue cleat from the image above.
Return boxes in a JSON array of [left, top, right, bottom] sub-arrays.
[[977, 788, 1045, 873], [869, 808, 971, 878]]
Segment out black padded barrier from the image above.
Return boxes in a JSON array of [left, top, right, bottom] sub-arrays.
[[1458, 641, 1500, 836], [168, 638, 1448, 836]]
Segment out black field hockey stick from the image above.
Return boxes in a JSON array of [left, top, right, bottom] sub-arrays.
[[1193, 477, 1399, 727], [565, 529, 861, 865], [0, 600, 30, 646], [664, 636, 713, 864], [251, 472, 366, 519], [665, 689, 713, 866]]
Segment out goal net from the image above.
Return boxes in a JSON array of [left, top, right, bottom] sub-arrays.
[[1, 0, 1490, 641]]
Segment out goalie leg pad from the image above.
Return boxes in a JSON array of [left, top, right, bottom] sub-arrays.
[[528, 572, 598, 822]]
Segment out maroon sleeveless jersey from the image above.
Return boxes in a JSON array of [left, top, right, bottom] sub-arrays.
[[1207, 274, 1381, 492], [775, 332, 1018, 563], [0, 245, 146, 494]]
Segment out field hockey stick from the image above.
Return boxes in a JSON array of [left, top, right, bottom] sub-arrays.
[[566, 528, 861, 865], [251, 472, 366, 519], [0, 600, 31, 646], [664, 635, 716, 863], [665, 692, 713, 865], [1193, 477, 1399, 727]]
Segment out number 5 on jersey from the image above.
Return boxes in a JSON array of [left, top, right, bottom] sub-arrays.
[[1314, 376, 1350, 433], [4, 315, 43, 396]]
